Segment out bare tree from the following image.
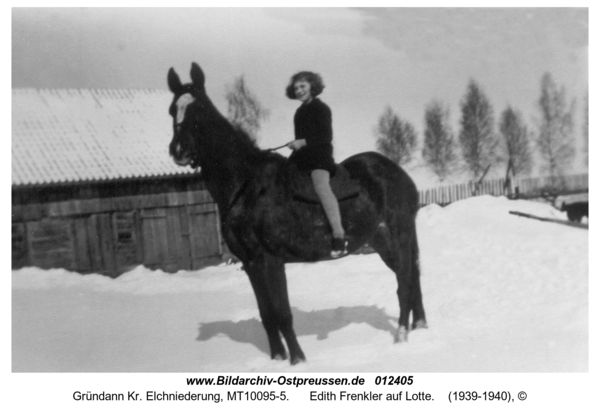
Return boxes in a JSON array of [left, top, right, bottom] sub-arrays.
[[536, 72, 575, 184], [499, 106, 532, 177], [375, 106, 417, 166], [422, 100, 456, 182], [225, 76, 270, 142], [458, 80, 498, 179]]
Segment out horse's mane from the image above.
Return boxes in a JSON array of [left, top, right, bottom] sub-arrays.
[[230, 124, 261, 152], [195, 90, 281, 167], [229, 121, 287, 160], [215, 117, 284, 168]]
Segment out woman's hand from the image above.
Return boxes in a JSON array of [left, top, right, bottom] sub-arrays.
[[288, 139, 307, 151]]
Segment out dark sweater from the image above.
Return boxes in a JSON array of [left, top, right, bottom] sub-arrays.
[[289, 98, 336, 175]]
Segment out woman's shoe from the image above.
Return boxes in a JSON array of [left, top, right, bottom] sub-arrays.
[[331, 237, 348, 258]]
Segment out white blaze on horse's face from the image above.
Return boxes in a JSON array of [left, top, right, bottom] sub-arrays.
[[175, 93, 195, 125]]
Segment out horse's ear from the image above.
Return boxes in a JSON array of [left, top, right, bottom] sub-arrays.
[[167, 67, 183, 93], [190, 63, 205, 90]]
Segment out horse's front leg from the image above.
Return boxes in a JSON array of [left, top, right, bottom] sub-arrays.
[[246, 255, 306, 365], [245, 261, 287, 361], [263, 256, 306, 365]]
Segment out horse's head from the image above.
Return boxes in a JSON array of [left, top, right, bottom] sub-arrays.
[[167, 62, 209, 168]]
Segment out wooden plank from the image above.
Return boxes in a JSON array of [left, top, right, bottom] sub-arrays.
[[72, 217, 93, 273], [163, 207, 183, 273], [113, 211, 141, 272], [143, 194, 170, 209], [46, 202, 62, 217], [141, 208, 167, 219], [26, 218, 76, 270], [509, 211, 588, 230], [140, 208, 168, 268], [112, 195, 142, 211], [188, 203, 217, 215], [97, 213, 117, 276], [177, 206, 193, 270], [20, 203, 47, 221], [87, 215, 105, 273], [12, 222, 29, 268], [214, 206, 224, 256], [99, 198, 114, 213], [75, 198, 100, 215], [188, 190, 214, 204], [188, 206, 221, 268], [166, 192, 185, 207], [134, 210, 144, 269]]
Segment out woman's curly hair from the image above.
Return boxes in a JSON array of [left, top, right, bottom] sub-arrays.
[[285, 71, 325, 99]]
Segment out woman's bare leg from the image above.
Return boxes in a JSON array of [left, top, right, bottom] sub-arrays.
[[311, 169, 345, 239]]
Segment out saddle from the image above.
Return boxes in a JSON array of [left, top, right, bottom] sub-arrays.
[[289, 164, 361, 204]]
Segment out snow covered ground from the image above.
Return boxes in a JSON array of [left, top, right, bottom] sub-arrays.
[[12, 196, 588, 373]]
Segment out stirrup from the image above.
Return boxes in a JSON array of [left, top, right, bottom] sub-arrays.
[[331, 237, 348, 258]]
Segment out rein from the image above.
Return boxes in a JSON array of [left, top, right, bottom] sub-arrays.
[[266, 142, 291, 152]]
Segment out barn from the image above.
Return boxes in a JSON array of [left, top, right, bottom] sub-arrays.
[[12, 88, 228, 277]]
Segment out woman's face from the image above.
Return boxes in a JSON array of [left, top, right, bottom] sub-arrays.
[[294, 80, 312, 104]]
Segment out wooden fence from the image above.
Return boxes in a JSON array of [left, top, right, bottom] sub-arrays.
[[418, 173, 588, 207]]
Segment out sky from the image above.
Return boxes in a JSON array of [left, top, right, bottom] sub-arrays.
[[11, 7, 589, 167]]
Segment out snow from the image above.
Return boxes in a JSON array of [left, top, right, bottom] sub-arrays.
[[11, 195, 588, 373]]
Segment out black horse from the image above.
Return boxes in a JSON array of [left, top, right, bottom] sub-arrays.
[[167, 63, 427, 365]]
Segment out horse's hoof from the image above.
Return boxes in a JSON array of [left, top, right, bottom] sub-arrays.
[[394, 326, 409, 343], [412, 319, 428, 330], [289, 349, 306, 365], [290, 356, 306, 366], [272, 352, 288, 361]]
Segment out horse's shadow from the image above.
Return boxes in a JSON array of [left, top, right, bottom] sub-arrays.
[[196, 305, 397, 355]]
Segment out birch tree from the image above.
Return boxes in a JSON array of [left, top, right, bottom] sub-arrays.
[[458, 80, 498, 179], [423, 100, 456, 182], [499, 106, 532, 176], [536, 72, 575, 183], [225, 76, 270, 142], [375, 106, 417, 166]]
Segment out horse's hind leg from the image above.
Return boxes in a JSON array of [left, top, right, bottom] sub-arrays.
[[409, 237, 427, 330], [371, 223, 426, 342]]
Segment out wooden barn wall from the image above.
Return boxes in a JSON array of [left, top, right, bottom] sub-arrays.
[[12, 177, 227, 277]]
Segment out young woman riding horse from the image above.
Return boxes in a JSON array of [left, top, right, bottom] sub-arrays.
[[167, 63, 427, 365], [285, 71, 347, 257]]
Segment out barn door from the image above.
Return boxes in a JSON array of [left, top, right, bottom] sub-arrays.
[[140, 204, 222, 273], [71, 213, 117, 276], [140, 207, 190, 273], [186, 203, 222, 270]]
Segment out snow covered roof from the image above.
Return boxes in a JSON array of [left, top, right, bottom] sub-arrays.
[[12, 88, 194, 187]]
